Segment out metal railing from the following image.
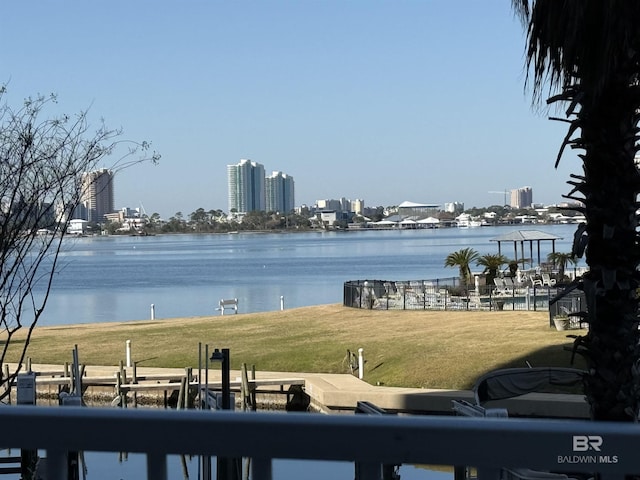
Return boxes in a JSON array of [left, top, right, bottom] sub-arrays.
[[1, 405, 638, 480]]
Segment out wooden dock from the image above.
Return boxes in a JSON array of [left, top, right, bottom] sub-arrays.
[[3, 363, 590, 417], [3, 362, 306, 409]]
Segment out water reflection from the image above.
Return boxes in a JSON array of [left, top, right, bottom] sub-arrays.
[[79, 452, 452, 479]]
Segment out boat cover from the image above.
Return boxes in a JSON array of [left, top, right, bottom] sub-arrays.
[[473, 367, 585, 405]]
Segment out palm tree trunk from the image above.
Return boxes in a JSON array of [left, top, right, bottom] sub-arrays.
[[577, 80, 640, 421]]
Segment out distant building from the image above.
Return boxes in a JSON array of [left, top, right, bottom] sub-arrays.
[[81, 169, 114, 223], [351, 199, 364, 215], [68, 219, 89, 235], [265, 171, 295, 213], [105, 207, 147, 232], [444, 202, 464, 213], [227, 159, 266, 213], [510, 187, 533, 209], [318, 210, 351, 228], [316, 198, 351, 212]]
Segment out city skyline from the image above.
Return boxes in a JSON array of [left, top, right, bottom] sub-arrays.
[[1, 3, 579, 219], [227, 159, 296, 214]]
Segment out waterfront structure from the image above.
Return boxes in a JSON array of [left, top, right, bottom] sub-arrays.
[[397, 200, 439, 219], [104, 207, 147, 232], [227, 159, 266, 213], [510, 186, 533, 209], [80, 168, 114, 223], [265, 171, 295, 213], [67, 219, 89, 235]]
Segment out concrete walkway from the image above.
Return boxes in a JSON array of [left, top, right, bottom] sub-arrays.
[[5, 363, 589, 418]]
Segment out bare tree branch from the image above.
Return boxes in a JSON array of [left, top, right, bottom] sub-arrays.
[[0, 89, 159, 400]]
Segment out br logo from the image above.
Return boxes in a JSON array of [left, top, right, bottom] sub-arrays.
[[573, 435, 603, 452]]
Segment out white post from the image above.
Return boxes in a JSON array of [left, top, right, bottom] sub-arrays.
[[358, 348, 364, 380], [280, 295, 285, 310], [126, 340, 132, 368], [150, 304, 155, 320]]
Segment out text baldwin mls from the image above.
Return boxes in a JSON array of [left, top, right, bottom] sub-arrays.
[[558, 436, 619, 465]]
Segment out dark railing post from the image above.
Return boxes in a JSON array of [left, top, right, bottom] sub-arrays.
[[210, 348, 241, 480]]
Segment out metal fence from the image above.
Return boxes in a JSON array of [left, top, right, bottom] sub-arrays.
[[344, 279, 561, 312], [0, 405, 637, 480]]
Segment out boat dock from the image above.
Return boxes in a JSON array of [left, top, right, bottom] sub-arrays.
[[3, 363, 589, 418]]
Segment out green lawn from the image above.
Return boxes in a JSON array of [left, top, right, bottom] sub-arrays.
[[3, 304, 584, 390]]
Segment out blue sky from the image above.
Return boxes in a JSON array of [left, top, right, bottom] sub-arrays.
[[1, 2, 578, 219]]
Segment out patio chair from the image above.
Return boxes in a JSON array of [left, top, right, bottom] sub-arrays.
[[529, 275, 543, 287], [383, 282, 397, 297], [541, 273, 556, 287], [502, 277, 516, 291], [493, 278, 510, 295]]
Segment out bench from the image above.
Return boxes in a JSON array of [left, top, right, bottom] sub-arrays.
[[218, 298, 238, 315]]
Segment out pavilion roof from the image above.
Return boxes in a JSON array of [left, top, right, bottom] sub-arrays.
[[398, 201, 439, 209], [490, 230, 562, 242], [489, 229, 563, 268]]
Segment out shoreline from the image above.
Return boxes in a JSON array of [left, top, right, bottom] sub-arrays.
[[3, 305, 578, 392], [8, 362, 588, 418]]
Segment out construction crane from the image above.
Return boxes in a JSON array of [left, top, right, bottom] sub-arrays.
[[488, 190, 510, 207]]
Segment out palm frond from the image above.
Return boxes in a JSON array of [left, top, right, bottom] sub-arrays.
[[512, 0, 640, 103]]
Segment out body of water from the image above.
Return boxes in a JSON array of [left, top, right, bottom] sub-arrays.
[[18, 225, 582, 479], [32, 224, 582, 327], [80, 453, 452, 480]]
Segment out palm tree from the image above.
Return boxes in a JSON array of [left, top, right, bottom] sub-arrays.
[[476, 254, 509, 288], [546, 252, 577, 283], [444, 248, 480, 286], [512, 1, 640, 421]]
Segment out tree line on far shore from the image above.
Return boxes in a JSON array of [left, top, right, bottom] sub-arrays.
[[105, 209, 315, 235]]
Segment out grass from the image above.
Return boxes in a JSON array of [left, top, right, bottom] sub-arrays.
[[2, 304, 585, 390]]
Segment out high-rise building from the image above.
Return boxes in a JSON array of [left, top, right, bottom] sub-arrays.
[[81, 168, 114, 223], [510, 186, 533, 209], [351, 199, 364, 215], [265, 171, 295, 213], [227, 159, 266, 213]]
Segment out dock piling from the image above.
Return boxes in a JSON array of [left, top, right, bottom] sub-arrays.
[[126, 340, 132, 368]]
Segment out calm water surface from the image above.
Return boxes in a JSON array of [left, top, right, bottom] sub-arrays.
[[21, 226, 582, 479], [35, 224, 581, 326], [79, 452, 453, 480]]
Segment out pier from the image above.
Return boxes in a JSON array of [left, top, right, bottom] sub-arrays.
[[4, 363, 588, 418]]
